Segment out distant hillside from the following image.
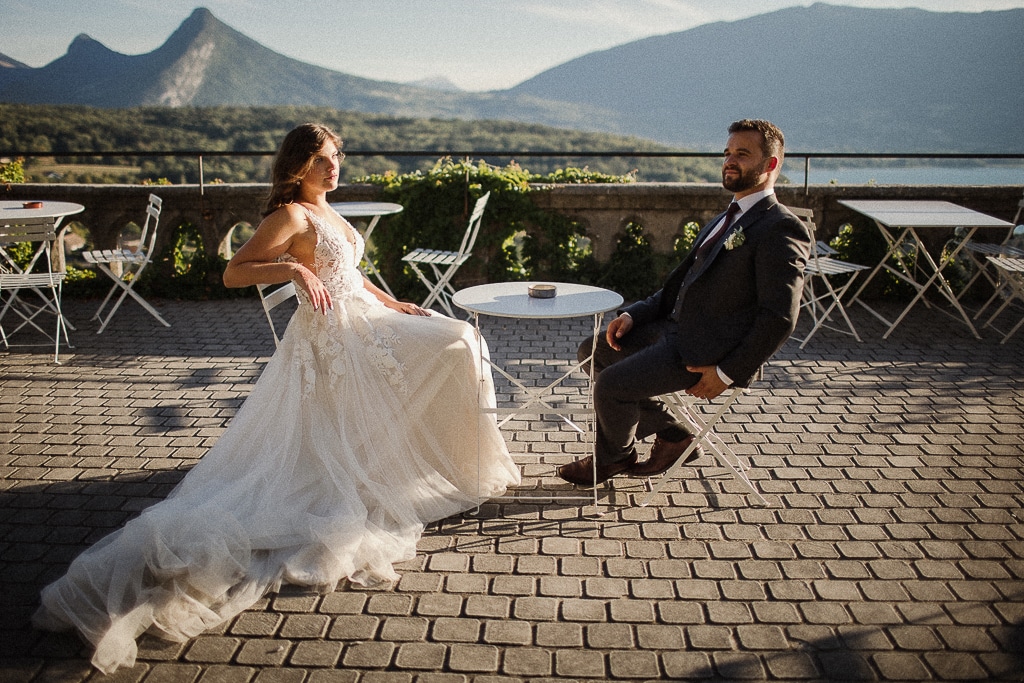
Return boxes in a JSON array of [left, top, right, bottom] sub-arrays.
[[511, 3, 1024, 152], [1, 4, 1020, 153]]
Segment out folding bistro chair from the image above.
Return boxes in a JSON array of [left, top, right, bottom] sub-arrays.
[[256, 282, 297, 347], [789, 207, 869, 348], [81, 194, 168, 333], [0, 216, 70, 363], [401, 192, 490, 317], [638, 385, 768, 507], [981, 256, 1024, 344], [957, 192, 1024, 313]]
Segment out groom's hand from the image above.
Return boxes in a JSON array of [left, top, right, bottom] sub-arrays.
[[685, 364, 727, 400], [606, 313, 633, 351]]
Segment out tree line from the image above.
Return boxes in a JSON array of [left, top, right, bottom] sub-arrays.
[[0, 104, 720, 185]]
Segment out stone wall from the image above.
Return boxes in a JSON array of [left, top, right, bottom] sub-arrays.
[[3, 182, 1020, 266]]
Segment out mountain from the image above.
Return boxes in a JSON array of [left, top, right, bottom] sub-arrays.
[[1, 5, 1020, 152], [0, 8, 623, 132], [0, 52, 28, 69], [511, 3, 1024, 152], [407, 76, 463, 92]]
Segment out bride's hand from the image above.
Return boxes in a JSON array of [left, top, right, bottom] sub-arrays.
[[293, 266, 333, 314], [388, 301, 431, 316]]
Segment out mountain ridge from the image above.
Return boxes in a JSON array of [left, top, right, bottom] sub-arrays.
[[1, 4, 1020, 152], [510, 3, 1024, 151]]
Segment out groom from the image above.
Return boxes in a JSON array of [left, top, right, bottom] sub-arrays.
[[558, 119, 812, 487]]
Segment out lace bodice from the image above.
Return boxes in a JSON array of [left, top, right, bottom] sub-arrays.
[[281, 208, 367, 301]]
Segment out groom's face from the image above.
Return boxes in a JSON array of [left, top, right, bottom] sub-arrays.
[[721, 131, 774, 197]]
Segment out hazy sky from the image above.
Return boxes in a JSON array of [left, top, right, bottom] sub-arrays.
[[2, 0, 1021, 91]]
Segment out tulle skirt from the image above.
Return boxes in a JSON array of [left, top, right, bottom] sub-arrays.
[[33, 300, 519, 673]]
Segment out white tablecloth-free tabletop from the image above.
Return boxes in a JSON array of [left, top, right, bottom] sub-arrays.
[[453, 281, 623, 320], [0, 200, 85, 225]]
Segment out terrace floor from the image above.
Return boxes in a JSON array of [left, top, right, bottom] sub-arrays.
[[2, 295, 1023, 682]]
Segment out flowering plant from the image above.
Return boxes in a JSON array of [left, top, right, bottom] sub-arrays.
[[724, 227, 746, 250]]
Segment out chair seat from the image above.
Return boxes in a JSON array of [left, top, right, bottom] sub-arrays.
[[402, 248, 466, 266], [0, 272, 66, 286], [806, 256, 869, 277], [82, 249, 147, 265]]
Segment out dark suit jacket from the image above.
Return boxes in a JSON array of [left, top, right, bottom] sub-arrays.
[[622, 194, 811, 387]]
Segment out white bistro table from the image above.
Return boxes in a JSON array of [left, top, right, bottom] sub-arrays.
[[453, 281, 623, 505], [330, 201, 403, 297], [840, 200, 1013, 339], [0, 200, 85, 344]]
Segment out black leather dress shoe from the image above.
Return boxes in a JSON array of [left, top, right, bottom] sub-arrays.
[[557, 452, 637, 486], [629, 435, 703, 477]]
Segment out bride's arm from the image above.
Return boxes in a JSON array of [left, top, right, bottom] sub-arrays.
[[224, 207, 333, 313], [361, 276, 430, 316]]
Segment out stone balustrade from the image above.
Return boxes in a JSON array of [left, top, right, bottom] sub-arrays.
[[2, 182, 1020, 265]]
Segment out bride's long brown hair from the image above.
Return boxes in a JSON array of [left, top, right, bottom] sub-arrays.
[[263, 123, 343, 216]]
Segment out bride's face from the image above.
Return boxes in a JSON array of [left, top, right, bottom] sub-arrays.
[[299, 140, 342, 196]]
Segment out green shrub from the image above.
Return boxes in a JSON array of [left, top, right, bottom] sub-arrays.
[[1, 157, 26, 184]]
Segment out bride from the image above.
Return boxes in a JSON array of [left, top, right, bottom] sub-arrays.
[[33, 123, 520, 673]]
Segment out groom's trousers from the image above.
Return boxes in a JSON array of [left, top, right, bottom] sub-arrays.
[[578, 317, 701, 465]]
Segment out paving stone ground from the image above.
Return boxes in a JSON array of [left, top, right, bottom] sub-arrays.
[[1, 294, 1023, 682]]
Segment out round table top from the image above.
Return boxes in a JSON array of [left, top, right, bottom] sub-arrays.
[[0, 200, 85, 220], [453, 281, 624, 320], [330, 201, 403, 218]]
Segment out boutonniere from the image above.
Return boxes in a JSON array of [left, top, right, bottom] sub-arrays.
[[724, 227, 745, 250]]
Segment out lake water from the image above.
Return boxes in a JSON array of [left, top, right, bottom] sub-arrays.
[[787, 164, 1024, 186]]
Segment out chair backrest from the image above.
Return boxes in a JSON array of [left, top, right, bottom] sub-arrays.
[[455, 192, 490, 257], [137, 194, 163, 254], [256, 281, 297, 347], [0, 216, 58, 273], [788, 206, 826, 267]]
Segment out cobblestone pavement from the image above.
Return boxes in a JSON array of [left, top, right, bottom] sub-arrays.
[[2, 295, 1023, 683]]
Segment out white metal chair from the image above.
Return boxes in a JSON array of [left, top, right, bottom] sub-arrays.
[[256, 281, 297, 347], [81, 193, 168, 333], [957, 192, 1024, 314], [401, 192, 490, 317], [0, 216, 70, 363], [789, 207, 870, 348], [981, 256, 1024, 344], [638, 386, 768, 507]]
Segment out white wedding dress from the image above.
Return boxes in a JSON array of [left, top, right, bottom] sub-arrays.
[[33, 208, 520, 673]]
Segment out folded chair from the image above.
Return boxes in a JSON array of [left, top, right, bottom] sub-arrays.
[[638, 386, 768, 507], [957, 192, 1024, 313], [789, 207, 869, 348], [401, 192, 490, 317], [81, 194, 168, 333], [0, 216, 70, 363], [256, 282, 297, 347]]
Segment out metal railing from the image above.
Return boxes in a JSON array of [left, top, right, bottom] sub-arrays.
[[5, 149, 1023, 194]]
